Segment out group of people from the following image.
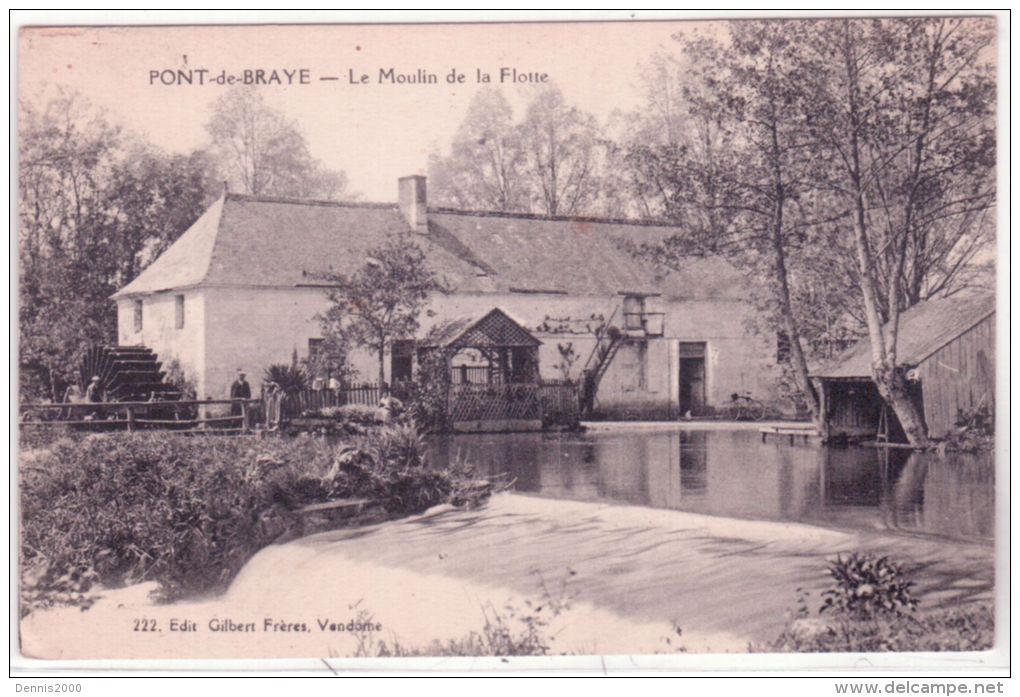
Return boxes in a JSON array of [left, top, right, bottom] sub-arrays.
[[62, 376, 104, 405]]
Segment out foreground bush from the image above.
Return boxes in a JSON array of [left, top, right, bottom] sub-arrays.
[[761, 552, 992, 652], [20, 426, 480, 612], [19, 424, 79, 452]]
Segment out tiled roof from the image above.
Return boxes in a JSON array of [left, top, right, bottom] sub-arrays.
[[812, 292, 996, 379], [427, 210, 747, 299], [114, 194, 750, 301]]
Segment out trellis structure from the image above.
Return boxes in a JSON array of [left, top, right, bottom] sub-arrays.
[[418, 308, 543, 432]]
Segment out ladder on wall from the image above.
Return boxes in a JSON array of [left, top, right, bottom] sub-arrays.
[[579, 304, 625, 417]]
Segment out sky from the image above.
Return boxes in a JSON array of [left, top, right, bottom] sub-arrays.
[[18, 21, 710, 202]]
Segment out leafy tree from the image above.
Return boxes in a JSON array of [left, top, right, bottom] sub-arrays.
[[18, 90, 217, 400], [428, 89, 529, 212], [206, 87, 350, 199], [620, 26, 830, 419], [315, 235, 441, 387], [619, 18, 995, 436], [800, 17, 995, 445]]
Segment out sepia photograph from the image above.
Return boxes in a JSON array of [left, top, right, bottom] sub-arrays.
[[11, 11, 1007, 678]]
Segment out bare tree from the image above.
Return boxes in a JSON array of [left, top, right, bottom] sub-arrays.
[[206, 87, 350, 200], [519, 87, 602, 216], [428, 89, 528, 212]]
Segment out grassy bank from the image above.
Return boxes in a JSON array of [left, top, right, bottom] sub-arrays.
[[763, 604, 994, 653], [19, 423, 481, 613]]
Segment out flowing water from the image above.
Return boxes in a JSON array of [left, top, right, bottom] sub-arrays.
[[429, 428, 994, 543], [22, 426, 995, 658]]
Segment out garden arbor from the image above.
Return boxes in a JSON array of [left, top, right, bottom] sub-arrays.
[[417, 308, 542, 432]]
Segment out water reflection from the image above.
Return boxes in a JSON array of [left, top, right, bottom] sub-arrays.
[[428, 429, 994, 542]]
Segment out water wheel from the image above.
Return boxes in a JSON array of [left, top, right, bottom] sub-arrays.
[[79, 346, 181, 402]]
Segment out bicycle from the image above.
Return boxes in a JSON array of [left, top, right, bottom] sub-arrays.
[[722, 392, 767, 421]]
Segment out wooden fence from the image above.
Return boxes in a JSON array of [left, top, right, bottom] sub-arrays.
[[19, 380, 581, 434], [450, 366, 498, 385], [18, 398, 263, 433], [538, 381, 580, 427], [280, 383, 386, 419]]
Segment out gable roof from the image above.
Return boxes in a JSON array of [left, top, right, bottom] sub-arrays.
[[423, 308, 541, 349], [114, 194, 751, 301], [812, 292, 996, 379]]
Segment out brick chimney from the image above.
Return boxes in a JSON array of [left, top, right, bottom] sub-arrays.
[[398, 175, 427, 233]]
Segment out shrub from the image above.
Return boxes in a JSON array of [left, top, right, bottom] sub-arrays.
[[324, 422, 455, 513], [301, 404, 380, 424], [941, 405, 995, 452], [264, 364, 308, 394], [758, 553, 991, 653], [20, 434, 330, 608], [20, 426, 484, 612], [821, 553, 918, 620], [18, 424, 78, 452], [407, 351, 450, 433]]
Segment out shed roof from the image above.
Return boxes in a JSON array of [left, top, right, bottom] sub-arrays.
[[812, 292, 996, 379], [114, 193, 751, 301]]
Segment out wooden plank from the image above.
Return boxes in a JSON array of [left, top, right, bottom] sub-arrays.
[[20, 398, 262, 409], [19, 418, 130, 427]]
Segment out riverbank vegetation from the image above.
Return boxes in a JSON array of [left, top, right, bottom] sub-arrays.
[[19, 424, 483, 615], [760, 553, 994, 652]]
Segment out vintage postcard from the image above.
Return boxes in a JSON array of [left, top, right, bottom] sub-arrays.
[[13, 13, 1006, 674]]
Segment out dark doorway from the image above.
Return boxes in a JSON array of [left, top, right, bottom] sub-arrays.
[[391, 340, 415, 383], [678, 342, 706, 416]]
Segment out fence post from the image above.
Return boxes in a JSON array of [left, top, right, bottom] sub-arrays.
[[241, 400, 251, 433], [126, 405, 135, 432]]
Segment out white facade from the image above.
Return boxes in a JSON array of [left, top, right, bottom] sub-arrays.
[[118, 286, 780, 417]]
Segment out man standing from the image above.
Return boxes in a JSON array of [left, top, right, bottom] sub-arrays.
[[230, 370, 251, 416], [85, 376, 102, 403]]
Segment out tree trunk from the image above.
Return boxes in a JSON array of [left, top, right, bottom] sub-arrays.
[[773, 237, 820, 421], [840, 21, 929, 447], [765, 98, 820, 422], [377, 345, 386, 389]]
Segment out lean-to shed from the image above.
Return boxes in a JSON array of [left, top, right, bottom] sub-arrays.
[[812, 292, 995, 441]]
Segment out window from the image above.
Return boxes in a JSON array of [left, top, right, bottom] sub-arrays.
[[175, 294, 185, 329], [308, 338, 324, 363], [133, 299, 143, 332]]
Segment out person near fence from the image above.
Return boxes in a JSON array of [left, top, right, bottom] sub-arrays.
[[263, 380, 282, 430], [230, 370, 251, 416], [83, 376, 103, 421], [62, 383, 82, 420], [85, 376, 102, 403]]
